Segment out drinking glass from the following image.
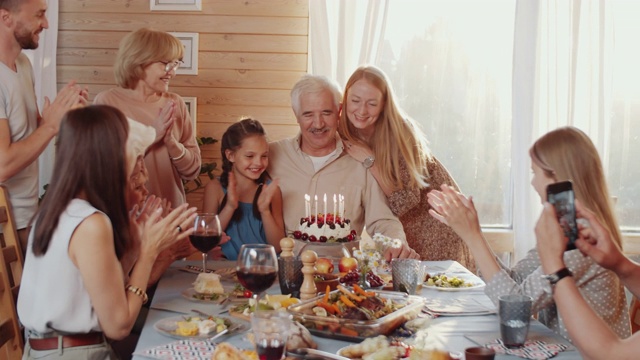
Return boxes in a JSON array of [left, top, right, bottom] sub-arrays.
[[499, 294, 533, 348], [236, 244, 278, 309], [189, 213, 222, 272], [251, 310, 292, 360]]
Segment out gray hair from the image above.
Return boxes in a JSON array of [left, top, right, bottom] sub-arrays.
[[290, 74, 342, 116]]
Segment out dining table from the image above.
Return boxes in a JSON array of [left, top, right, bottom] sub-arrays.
[[131, 259, 583, 359]]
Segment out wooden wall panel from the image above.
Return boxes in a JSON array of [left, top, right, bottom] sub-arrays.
[[58, 31, 308, 53], [58, 0, 309, 208], [59, 13, 307, 35], [61, 0, 308, 17]]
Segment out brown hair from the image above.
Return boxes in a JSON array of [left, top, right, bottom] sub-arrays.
[[529, 126, 622, 247], [114, 28, 184, 89], [338, 65, 431, 191], [31, 105, 131, 259]]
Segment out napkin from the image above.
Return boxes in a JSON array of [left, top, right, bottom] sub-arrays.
[[423, 298, 496, 316], [135, 339, 216, 360], [485, 339, 568, 360]]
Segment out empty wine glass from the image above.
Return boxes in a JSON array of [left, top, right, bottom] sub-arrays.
[[236, 244, 278, 309], [190, 213, 221, 272]]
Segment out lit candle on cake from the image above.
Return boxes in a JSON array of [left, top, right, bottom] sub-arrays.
[[333, 194, 337, 217], [304, 194, 310, 219], [323, 193, 327, 217], [314, 194, 318, 221], [339, 194, 344, 218]]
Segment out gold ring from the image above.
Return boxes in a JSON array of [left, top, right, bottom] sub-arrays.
[[177, 225, 182, 232]]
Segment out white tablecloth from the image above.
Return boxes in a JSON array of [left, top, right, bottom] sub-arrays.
[[131, 260, 583, 359]]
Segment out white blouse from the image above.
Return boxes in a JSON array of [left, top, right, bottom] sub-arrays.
[[18, 199, 103, 335]]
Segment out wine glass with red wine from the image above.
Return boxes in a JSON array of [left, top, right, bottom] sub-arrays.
[[236, 244, 278, 309], [190, 213, 221, 272], [251, 310, 292, 360]]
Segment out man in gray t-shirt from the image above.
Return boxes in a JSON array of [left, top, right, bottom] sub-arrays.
[[0, 0, 87, 254]]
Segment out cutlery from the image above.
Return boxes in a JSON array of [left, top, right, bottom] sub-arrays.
[[206, 328, 228, 342], [287, 348, 350, 360], [180, 265, 215, 273]]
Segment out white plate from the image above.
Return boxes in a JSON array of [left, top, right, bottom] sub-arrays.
[[423, 273, 485, 291], [181, 287, 228, 303], [154, 315, 242, 340], [423, 282, 485, 291]]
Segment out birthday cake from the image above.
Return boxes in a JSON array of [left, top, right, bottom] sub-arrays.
[[292, 194, 356, 243], [293, 213, 355, 243]]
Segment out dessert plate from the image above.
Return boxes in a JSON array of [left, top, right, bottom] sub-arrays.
[[154, 315, 243, 340], [181, 287, 228, 303]]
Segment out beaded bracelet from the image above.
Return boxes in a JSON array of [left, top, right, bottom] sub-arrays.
[[170, 146, 186, 161], [125, 285, 148, 304]]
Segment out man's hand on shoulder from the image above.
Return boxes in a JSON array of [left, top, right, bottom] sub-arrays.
[[384, 242, 420, 261]]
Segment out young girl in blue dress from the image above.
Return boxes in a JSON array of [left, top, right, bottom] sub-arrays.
[[203, 118, 284, 259]]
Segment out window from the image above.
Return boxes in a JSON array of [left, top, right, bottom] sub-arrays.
[[310, 0, 640, 259]]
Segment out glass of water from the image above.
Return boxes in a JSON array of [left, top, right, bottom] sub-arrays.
[[498, 294, 533, 348]]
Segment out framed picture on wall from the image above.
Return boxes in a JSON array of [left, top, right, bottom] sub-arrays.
[[169, 32, 199, 75], [150, 0, 202, 11], [182, 96, 197, 132]]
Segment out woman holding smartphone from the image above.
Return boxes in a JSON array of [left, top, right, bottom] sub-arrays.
[[428, 127, 630, 341], [536, 200, 639, 359]]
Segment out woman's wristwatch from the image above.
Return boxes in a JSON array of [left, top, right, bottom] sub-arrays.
[[542, 267, 573, 285], [363, 156, 375, 169]]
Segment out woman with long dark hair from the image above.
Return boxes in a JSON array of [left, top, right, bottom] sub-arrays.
[[17, 105, 197, 358]]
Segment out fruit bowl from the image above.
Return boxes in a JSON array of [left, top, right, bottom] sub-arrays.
[[314, 273, 340, 292]]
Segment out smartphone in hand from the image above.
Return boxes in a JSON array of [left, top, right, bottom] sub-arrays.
[[547, 181, 579, 251]]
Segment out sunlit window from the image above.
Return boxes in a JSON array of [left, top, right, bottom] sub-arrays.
[[380, 2, 516, 227]]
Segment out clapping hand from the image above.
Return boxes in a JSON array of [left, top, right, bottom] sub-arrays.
[[151, 101, 175, 143], [41, 81, 88, 133], [427, 184, 482, 243], [257, 178, 280, 214]]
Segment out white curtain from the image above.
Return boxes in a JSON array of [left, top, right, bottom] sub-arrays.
[[309, 0, 389, 86], [309, 0, 638, 261], [23, 0, 58, 196]]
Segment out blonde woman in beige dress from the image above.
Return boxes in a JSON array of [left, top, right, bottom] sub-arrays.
[[338, 65, 474, 271]]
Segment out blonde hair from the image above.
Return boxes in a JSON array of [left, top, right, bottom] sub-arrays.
[[338, 65, 431, 191], [529, 126, 622, 247], [113, 28, 184, 89]]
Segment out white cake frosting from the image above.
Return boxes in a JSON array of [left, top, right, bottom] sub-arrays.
[[295, 213, 353, 242]]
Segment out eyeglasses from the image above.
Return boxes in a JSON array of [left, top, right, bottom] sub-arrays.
[[158, 60, 183, 73]]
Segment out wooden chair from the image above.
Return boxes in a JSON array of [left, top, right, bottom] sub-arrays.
[[0, 185, 24, 358]]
